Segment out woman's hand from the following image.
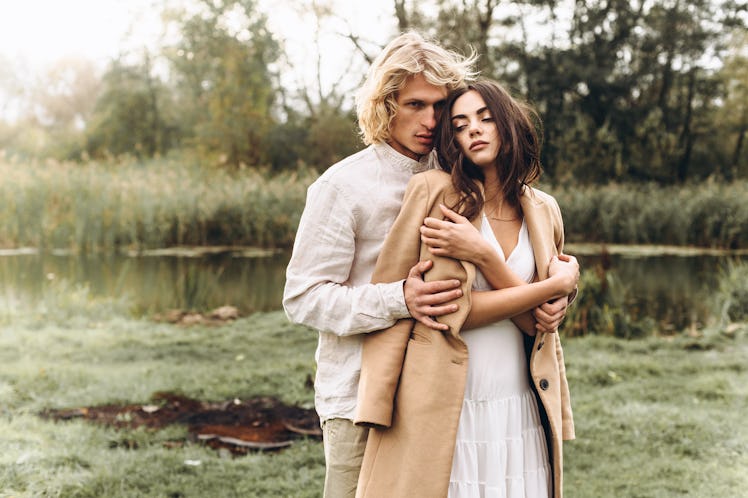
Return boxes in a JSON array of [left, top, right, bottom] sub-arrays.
[[420, 204, 496, 265], [533, 296, 569, 333], [548, 254, 579, 296]]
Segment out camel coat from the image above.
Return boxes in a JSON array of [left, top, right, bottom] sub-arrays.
[[354, 170, 575, 498]]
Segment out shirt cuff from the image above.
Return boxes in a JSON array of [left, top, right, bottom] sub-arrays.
[[381, 279, 410, 319]]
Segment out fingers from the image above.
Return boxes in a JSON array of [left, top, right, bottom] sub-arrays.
[[438, 204, 467, 223], [533, 297, 568, 333], [414, 315, 449, 331], [420, 225, 445, 241], [411, 300, 460, 331], [422, 217, 451, 229], [539, 297, 567, 315], [407, 259, 433, 278], [404, 270, 463, 331], [417, 284, 462, 305]]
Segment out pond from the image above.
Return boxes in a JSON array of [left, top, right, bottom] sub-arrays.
[[0, 247, 744, 330]]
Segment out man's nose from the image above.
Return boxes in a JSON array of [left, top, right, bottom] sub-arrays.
[[423, 106, 438, 129]]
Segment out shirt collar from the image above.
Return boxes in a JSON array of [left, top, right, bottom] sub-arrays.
[[374, 142, 432, 174]]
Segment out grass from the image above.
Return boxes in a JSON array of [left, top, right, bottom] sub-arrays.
[[2, 154, 748, 251], [564, 329, 748, 497], [0, 154, 316, 252], [1, 307, 747, 497], [549, 179, 748, 249]]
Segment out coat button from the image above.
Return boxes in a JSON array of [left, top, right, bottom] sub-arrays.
[[451, 358, 464, 365], [537, 341, 544, 351], [539, 379, 549, 390]]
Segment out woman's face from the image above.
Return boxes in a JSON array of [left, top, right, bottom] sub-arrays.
[[450, 90, 500, 170]]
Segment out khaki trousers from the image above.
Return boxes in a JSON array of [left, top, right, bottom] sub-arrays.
[[322, 418, 369, 498]]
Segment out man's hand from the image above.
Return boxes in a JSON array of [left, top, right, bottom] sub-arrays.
[[404, 260, 462, 331], [533, 295, 569, 333]]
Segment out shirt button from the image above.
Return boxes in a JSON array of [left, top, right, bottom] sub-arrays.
[[539, 379, 550, 391]]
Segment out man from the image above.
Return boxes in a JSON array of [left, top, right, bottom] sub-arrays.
[[283, 31, 575, 498]]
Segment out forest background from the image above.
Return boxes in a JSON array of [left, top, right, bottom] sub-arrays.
[[2, 0, 747, 185]]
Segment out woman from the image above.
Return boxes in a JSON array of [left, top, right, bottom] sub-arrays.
[[433, 80, 574, 497], [355, 80, 575, 498]]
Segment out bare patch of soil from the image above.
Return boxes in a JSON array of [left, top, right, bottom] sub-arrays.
[[41, 392, 321, 455]]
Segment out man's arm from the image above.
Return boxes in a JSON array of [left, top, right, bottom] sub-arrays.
[[283, 179, 460, 336]]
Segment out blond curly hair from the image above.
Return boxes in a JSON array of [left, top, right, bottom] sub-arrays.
[[356, 31, 477, 145]]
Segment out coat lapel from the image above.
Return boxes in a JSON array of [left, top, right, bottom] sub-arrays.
[[520, 187, 557, 281]]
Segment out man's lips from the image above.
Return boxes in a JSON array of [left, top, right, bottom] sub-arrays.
[[470, 140, 488, 150], [416, 135, 433, 144]]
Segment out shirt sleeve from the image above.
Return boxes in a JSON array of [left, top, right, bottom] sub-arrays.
[[283, 178, 410, 336]]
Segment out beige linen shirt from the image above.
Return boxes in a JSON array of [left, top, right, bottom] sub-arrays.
[[283, 142, 433, 423]]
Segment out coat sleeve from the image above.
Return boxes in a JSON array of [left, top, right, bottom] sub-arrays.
[[353, 174, 430, 428], [354, 171, 477, 429]]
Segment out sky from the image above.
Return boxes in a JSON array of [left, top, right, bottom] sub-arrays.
[[0, 0, 164, 69], [0, 0, 394, 76], [0, 0, 397, 117]]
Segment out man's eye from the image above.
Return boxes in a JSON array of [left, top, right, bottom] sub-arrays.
[[482, 117, 494, 122]]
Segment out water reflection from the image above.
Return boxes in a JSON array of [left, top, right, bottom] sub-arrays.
[[579, 254, 731, 330], [0, 250, 744, 327], [0, 251, 289, 316]]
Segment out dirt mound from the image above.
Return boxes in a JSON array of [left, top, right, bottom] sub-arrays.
[[42, 391, 321, 455]]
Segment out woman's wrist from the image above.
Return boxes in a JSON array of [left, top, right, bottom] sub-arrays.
[[549, 272, 576, 297]]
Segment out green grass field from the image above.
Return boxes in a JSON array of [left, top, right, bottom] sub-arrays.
[[1, 311, 746, 497]]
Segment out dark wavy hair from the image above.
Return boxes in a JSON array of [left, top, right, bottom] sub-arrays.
[[436, 79, 543, 221]]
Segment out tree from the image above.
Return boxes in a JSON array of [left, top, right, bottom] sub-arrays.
[[165, 0, 280, 167], [85, 55, 176, 159]]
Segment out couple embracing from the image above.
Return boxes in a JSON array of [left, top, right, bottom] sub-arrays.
[[284, 31, 578, 498]]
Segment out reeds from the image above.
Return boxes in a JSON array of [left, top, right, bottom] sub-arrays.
[[0, 154, 317, 251], [549, 179, 748, 249], [2, 154, 747, 251]]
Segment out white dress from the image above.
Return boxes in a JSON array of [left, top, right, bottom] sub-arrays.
[[448, 215, 552, 498]]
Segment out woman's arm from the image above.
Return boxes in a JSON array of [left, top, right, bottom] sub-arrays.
[[464, 265, 576, 329], [421, 204, 578, 332]]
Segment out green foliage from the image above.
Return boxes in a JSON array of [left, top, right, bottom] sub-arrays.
[[551, 180, 748, 248], [401, 0, 747, 183], [561, 265, 653, 339], [165, 0, 280, 168], [0, 155, 316, 251], [712, 259, 748, 323], [86, 57, 178, 159]]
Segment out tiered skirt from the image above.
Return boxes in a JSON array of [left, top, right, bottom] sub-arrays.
[[448, 322, 551, 498]]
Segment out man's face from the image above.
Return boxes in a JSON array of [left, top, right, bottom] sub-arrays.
[[388, 74, 448, 160]]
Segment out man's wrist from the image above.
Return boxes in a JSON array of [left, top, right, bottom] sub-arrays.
[[391, 279, 411, 318]]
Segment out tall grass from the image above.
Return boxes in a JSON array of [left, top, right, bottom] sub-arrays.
[[0, 154, 316, 251], [711, 259, 748, 324], [549, 179, 748, 249], [2, 153, 748, 251]]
